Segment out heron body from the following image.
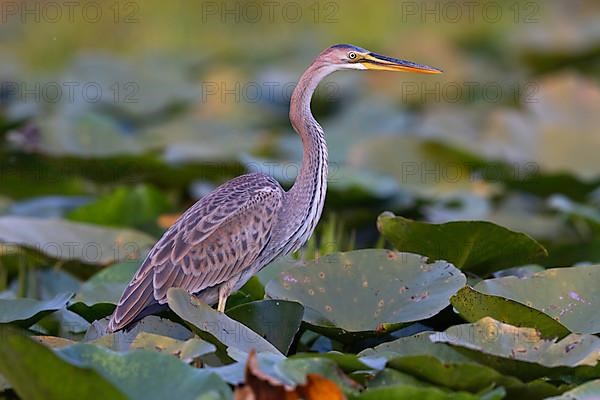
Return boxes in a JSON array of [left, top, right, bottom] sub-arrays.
[[107, 44, 441, 332]]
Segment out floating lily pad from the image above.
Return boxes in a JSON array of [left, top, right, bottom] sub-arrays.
[[68, 185, 171, 230], [130, 333, 216, 363], [85, 316, 193, 351], [366, 368, 431, 389], [377, 212, 548, 275], [430, 317, 600, 381], [86, 260, 141, 284], [57, 343, 231, 400], [0, 331, 126, 399], [359, 333, 514, 392], [167, 288, 282, 355], [451, 286, 570, 339], [266, 249, 465, 337], [0, 293, 72, 327], [226, 300, 304, 354], [35, 269, 82, 299], [0, 216, 154, 266], [257, 257, 303, 287], [474, 266, 600, 334], [7, 195, 92, 218], [349, 384, 482, 400], [68, 260, 141, 322], [547, 379, 600, 400], [359, 332, 564, 397]]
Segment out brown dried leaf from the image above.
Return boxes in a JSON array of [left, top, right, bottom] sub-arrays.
[[234, 350, 346, 400]]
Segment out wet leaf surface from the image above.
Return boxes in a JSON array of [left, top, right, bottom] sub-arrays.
[[431, 318, 600, 380], [266, 249, 465, 336], [0, 292, 72, 327], [474, 266, 600, 334]]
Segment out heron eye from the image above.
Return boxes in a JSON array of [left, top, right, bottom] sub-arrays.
[[348, 51, 357, 60]]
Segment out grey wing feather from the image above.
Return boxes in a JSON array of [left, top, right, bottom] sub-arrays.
[[107, 174, 283, 332]]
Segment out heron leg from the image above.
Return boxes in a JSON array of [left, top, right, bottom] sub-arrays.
[[217, 282, 233, 313]]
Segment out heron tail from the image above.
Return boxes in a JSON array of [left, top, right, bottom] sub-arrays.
[[107, 273, 156, 333]]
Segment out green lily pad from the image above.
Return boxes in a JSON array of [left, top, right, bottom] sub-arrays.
[[0, 216, 154, 266], [349, 384, 482, 400], [68, 261, 140, 322], [474, 266, 600, 334], [377, 212, 548, 275], [360, 332, 514, 392], [167, 288, 282, 356], [68, 290, 120, 323], [0, 330, 127, 399], [68, 184, 171, 230], [451, 286, 571, 339], [547, 379, 600, 400], [226, 300, 304, 354], [57, 343, 231, 400], [366, 368, 431, 389], [430, 317, 600, 381], [86, 316, 193, 352], [86, 260, 141, 284], [130, 332, 216, 362], [266, 249, 465, 337], [359, 331, 475, 364], [0, 293, 72, 327], [360, 332, 564, 397]]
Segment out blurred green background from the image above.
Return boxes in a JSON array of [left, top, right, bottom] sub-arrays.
[[1, 0, 600, 280]]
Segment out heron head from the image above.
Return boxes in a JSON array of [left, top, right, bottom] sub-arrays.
[[320, 44, 442, 74]]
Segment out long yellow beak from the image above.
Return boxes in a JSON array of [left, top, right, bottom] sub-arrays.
[[362, 52, 442, 74]]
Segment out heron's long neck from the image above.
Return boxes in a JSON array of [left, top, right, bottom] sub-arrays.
[[284, 60, 333, 248]]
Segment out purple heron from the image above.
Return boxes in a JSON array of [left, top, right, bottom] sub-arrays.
[[107, 44, 441, 332]]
